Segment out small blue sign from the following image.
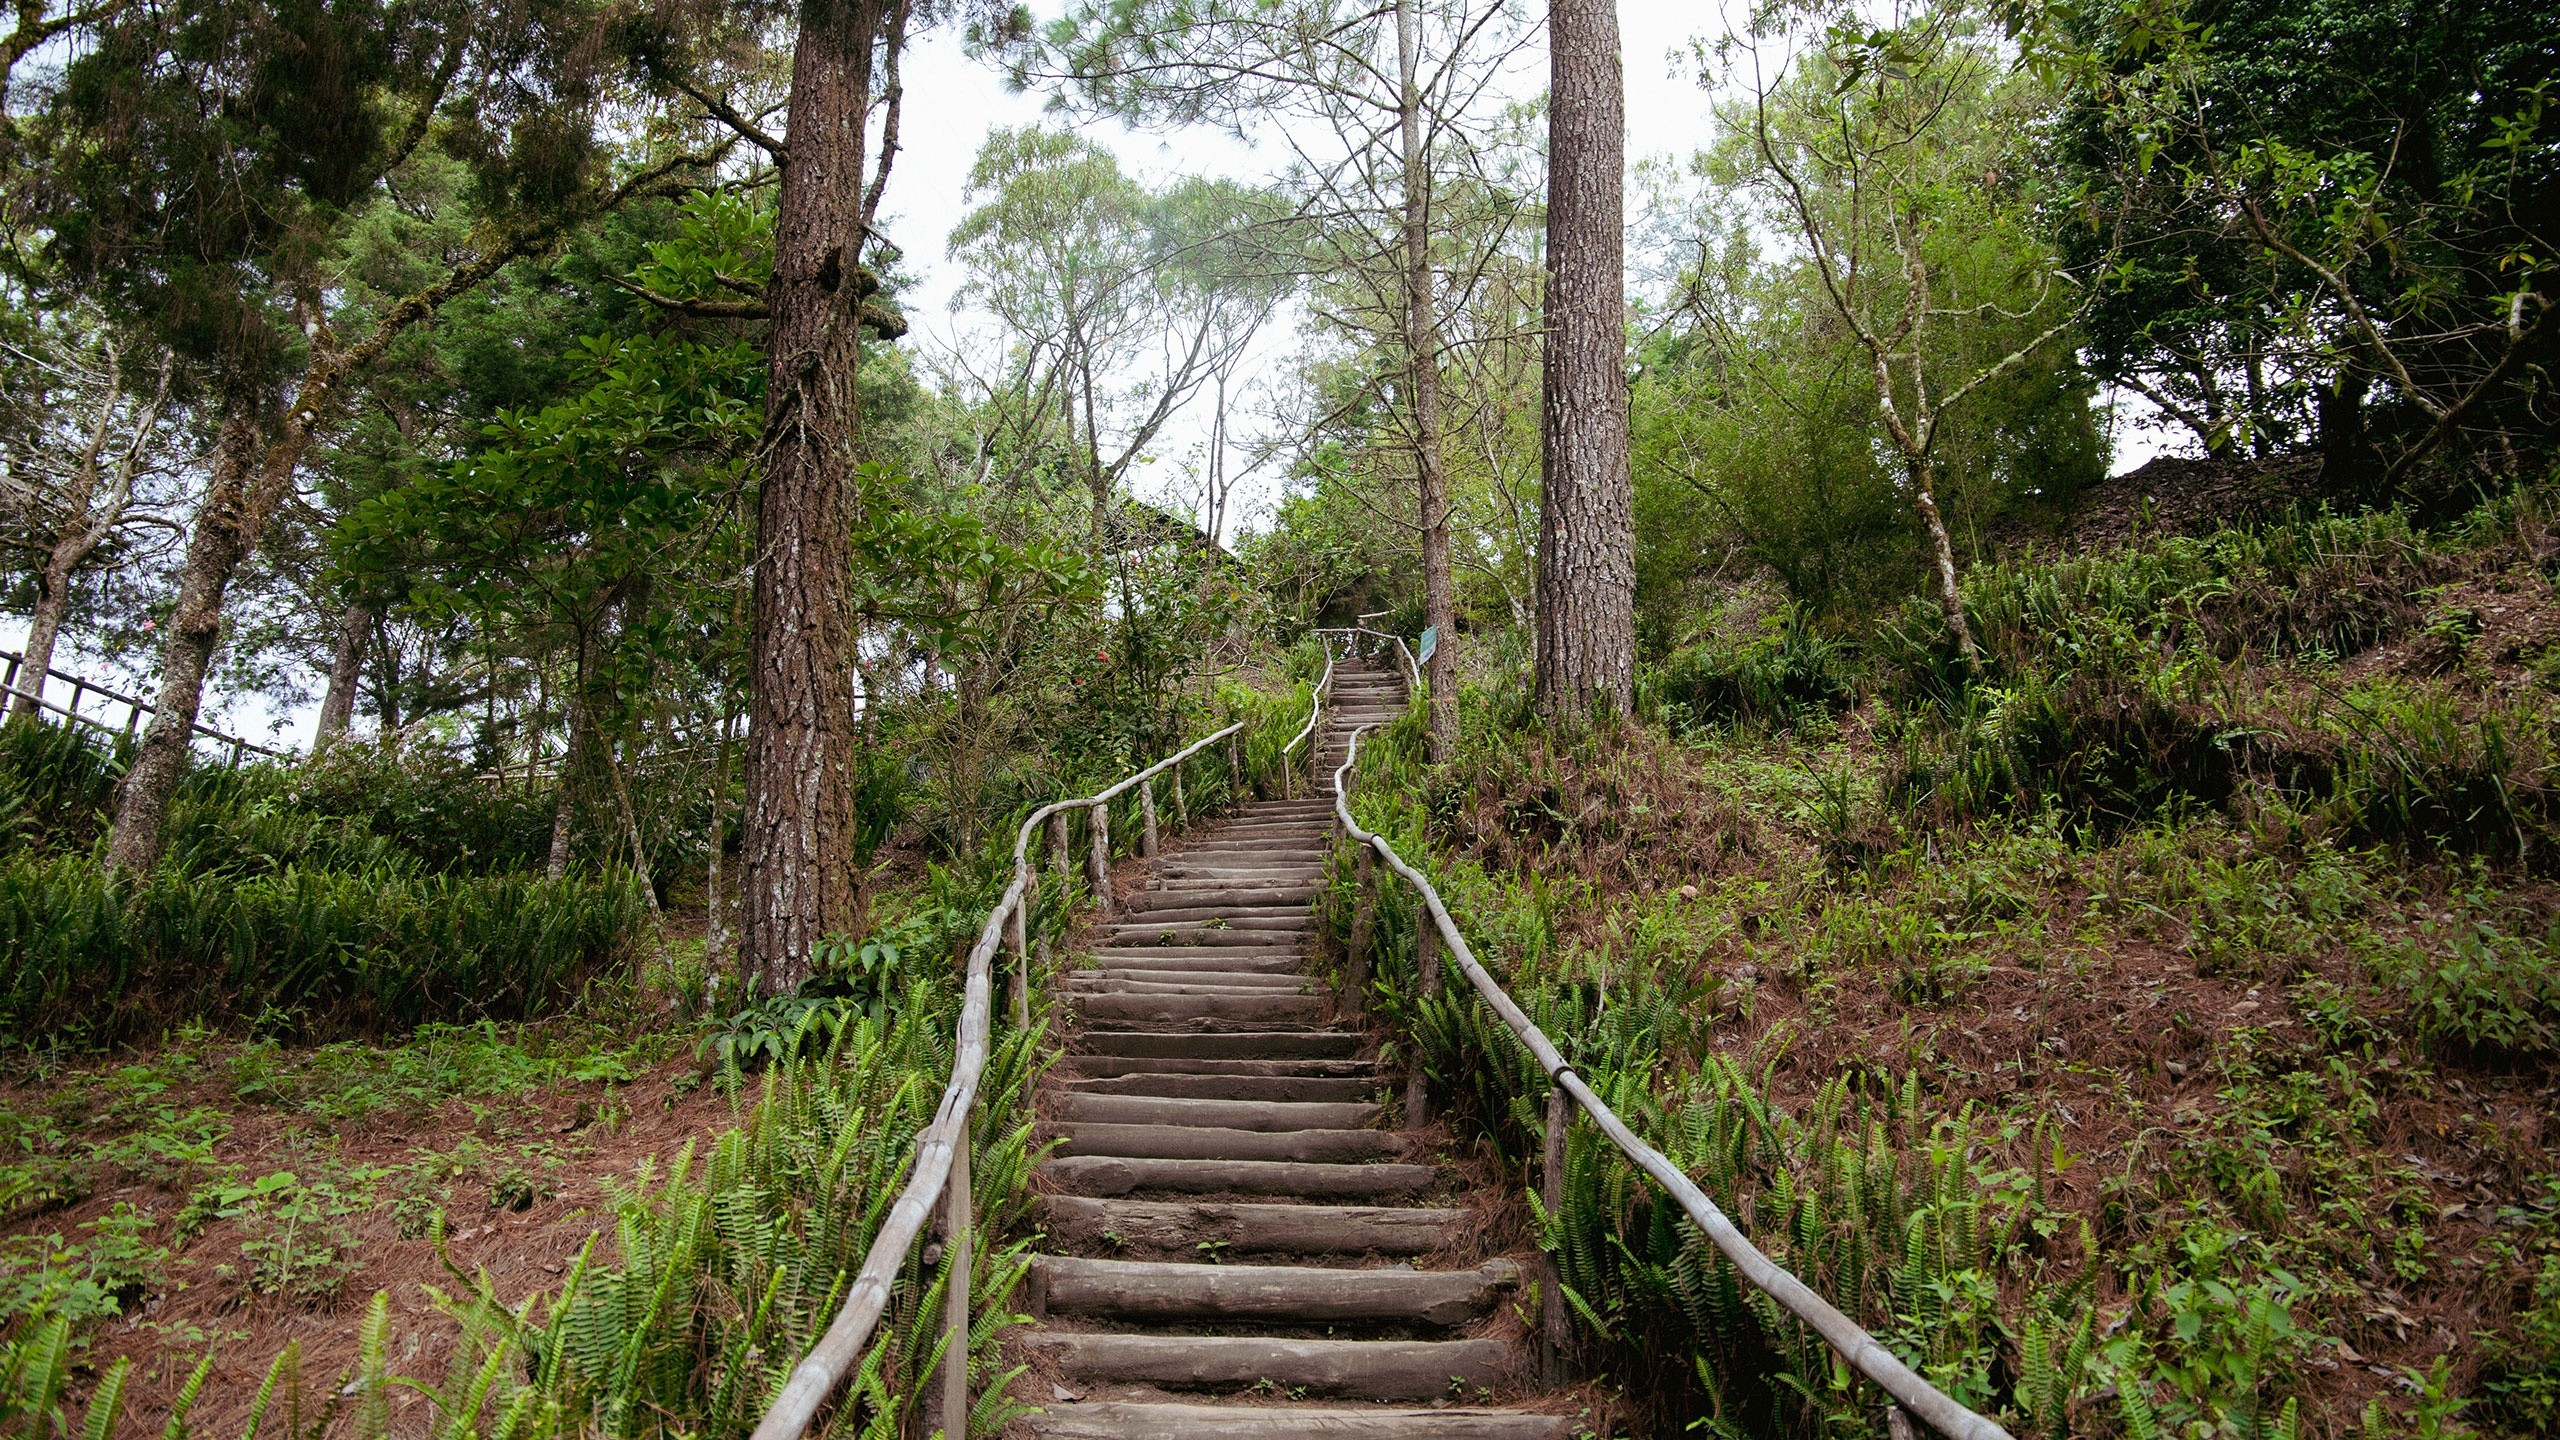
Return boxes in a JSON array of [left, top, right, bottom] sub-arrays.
[[1416, 626, 1438, 667]]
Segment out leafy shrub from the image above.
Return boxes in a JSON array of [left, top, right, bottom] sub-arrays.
[[240, 740, 556, 875], [0, 718, 125, 854], [0, 854, 649, 1046], [1647, 603, 1854, 732]]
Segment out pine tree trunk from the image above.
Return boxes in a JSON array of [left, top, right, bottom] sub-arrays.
[[739, 0, 887, 991], [1533, 0, 1636, 721], [1399, 0, 1457, 760], [313, 601, 373, 746], [10, 552, 76, 722], [104, 408, 275, 873]]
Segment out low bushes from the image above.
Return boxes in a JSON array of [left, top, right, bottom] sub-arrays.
[[0, 853, 650, 1045]]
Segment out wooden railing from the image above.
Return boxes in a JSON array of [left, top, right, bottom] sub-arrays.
[[1327, 701, 2016, 1440], [750, 667, 1334, 1440], [0, 648, 284, 763]]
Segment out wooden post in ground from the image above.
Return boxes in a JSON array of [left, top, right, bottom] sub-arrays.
[[1087, 801, 1113, 918], [1051, 811, 1072, 887], [1007, 898, 1030, 1032], [1541, 1082, 1571, 1383], [939, 1111, 974, 1436], [1345, 847, 1378, 1020], [1170, 764, 1187, 831], [1228, 734, 1244, 805], [1139, 778, 1159, 856], [1404, 916, 1442, 1128]]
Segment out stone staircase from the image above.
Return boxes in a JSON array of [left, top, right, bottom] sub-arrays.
[[1016, 661, 1571, 1440]]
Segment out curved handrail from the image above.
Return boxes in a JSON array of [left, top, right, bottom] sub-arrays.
[[1280, 641, 1337, 760], [752, 680, 1324, 1440], [1328, 723, 2017, 1440], [1315, 625, 1420, 692]]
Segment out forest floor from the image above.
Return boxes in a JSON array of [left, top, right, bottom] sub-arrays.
[[0, 923, 733, 1436]]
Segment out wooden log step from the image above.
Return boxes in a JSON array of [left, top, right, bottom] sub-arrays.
[[1081, 955, 1307, 977], [1089, 945, 1304, 963], [1057, 1055, 1378, 1081], [1104, 903, 1313, 926], [1025, 1402, 1567, 1440], [1070, 992, 1328, 1025], [1039, 1196, 1461, 1255], [1038, 1155, 1434, 1199], [1045, 1121, 1398, 1163], [1123, 886, 1317, 910], [1107, 918, 1311, 938], [1058, 1072, 1384, 1103], [1075, 1031, 1361, 1060], [1019, 1333, 1507, 1402], [1033, 1256, 1517, 1326], [1071, 983, 1315, 1005], [1052, 1093, 1378, 1130], [1064, 963, 1310, 983]]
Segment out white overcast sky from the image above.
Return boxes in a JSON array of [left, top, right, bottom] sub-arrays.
[[7, 3, 2170, 747]]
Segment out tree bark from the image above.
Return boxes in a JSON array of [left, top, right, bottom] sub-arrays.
[[1398, 0, 1456, 761], [1907, 455, 1978, 663], [1533, 0, 1635, 721], [313, 600, 373, 746], [739, 0, 890, 991], [104, 406, 275, 872], [13, 343, 162, 722]]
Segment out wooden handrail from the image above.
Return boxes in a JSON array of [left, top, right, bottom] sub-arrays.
[[1328, 718, 2017, 1440], [1316, 625, 1421, 692], [1, 650, 284, 762], [749, 673, 1331, 1440]]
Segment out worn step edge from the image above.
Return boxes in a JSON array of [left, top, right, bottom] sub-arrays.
[[1038, 1155, 1432, 1199], [1020, 1334, 1507, 1402], [1032, 1256, 1517, 1326], [1056, 1073, 1383, 1102], [1046, 1122, 1396, 1164], [1038, 1196, 1460, 1255], [1051, 1094, 1376, 1130]]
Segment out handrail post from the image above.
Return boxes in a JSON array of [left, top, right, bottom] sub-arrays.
[[1227, 733, 1243, 804], [1139, 778, 1159, 856], [1087, 801, 1113, 918], [1403, 916, 1441, 1129], [1051, 811, 1072, 887], [1345, 846, 1377, 1021], [938, 1105, 974, 1439], [1006, 897, 1030, 1032], [66, 679, 84, 717], [1170, 763, 1187, 831], [1541, 1081, 1571, 1384]]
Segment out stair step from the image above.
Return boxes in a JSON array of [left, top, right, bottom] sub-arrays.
[[1103, 903, 1312, 926], [1064, 963, 1310, 983], [1025, 1402, 1566, 1440], [1058, 1073, 1384, 1103], [1076, 1031, 1361, 1061], [1070, 993, 1328, 1025], [1124, 886, 1318, 909], [1040, 1196, 1461, 1255], [1021, 1333, 1507, 1402], [1053, 1094, 1378, 1130], [1089, 945, 1305, 962], [1047, 1122, 1398, 1163], [1034, 1256, 1517, 1326], [1058, 1055, 1378, 1080], [1080, 954, 1307, 975], [1039, 1156, 1434, 1199]]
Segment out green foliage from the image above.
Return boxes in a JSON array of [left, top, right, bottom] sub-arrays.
[[0, 850, 648, 1047], [1646, 602, 1855, 734]]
